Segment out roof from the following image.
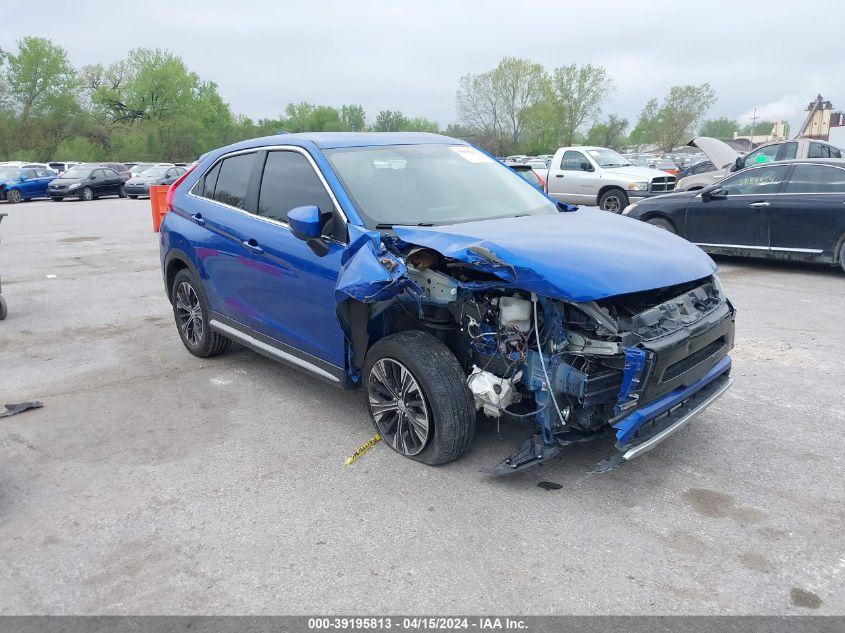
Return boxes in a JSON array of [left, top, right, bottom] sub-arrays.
[[257, 132, 459, 150]]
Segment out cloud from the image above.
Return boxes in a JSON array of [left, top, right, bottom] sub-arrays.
[[737, 95, 804, 124]]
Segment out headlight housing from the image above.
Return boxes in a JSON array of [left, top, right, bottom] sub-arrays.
[[68, 183, 80, 190], [627, 181, 649, 191], [711, 274, 725, 300]]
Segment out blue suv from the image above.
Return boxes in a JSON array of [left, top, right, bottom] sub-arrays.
[[161, 133, 735, 472]]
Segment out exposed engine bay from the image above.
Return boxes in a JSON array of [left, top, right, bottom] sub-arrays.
[[337, 229, 736, 473]]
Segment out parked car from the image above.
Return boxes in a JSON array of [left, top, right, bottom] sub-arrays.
[[129, 162, 174, 177], [546, 146, 676, 212], [0, 166, 57, 203], [507, 163, 545, 190], [48, 161, 80, 175], [160, 132, 734, 472], [504, 155, 530, 164], [679, 137, 844, 191], [124, 166, 186, 198], [47, 165, 128, 201], [623, 158, 845, 272], [676, 160, 714, 181], [99, 162, 131, 179]]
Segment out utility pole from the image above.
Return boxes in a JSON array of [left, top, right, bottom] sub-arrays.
[[750, 107, 759, 145]]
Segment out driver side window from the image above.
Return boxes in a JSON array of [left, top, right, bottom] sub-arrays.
[[744, 144, 780, 165], [719, 165, 787, 196], [559, 150, 587, 171]]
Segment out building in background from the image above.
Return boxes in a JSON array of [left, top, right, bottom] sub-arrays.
[[796, 95, 844, 141], [733, 120, 788, 146]]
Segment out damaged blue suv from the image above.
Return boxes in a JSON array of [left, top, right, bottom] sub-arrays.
[[160, 133, 735, 472]]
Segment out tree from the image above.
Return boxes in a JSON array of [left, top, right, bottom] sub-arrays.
[[550, 64, 614, 146], [586, 114, 629, 149], [630, 85, 717, 152], [373, 110, 408, 132], [341, 104, 366, 131], [738, 120, 777, 136], [456, 57, 547, 153], [700, 117, 738, 138], [628, 98, 659, 148]]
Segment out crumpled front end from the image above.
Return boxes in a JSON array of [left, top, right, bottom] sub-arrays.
[[333, 222, 735, 471]]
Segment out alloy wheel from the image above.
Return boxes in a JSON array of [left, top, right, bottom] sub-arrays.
[[7, 189, 21, 203], [175, 281, 204, 347], [602, 195, 621, 212], [367, 358, 430, 455]]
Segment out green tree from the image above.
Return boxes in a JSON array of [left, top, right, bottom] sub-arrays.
[[457, 57, 548, 154], [738, 120, 778, 136], [341, 104, 366, 131], [628, 98, 659, 148], [586, 114, 629, 149], [700, 117, 738, 138], [373, 110, 409, 132], [550, 64, 614, 146], [630, 85, 717, 151]]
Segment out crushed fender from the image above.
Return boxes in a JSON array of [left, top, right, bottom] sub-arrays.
[[344, 433, 381, 465], [0, 401, 44, 419]]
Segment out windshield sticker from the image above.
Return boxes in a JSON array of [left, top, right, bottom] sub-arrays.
[[450, 146, 492, 164]]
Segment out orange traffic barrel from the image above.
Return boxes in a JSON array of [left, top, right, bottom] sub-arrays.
[[149, 185, 170, 232]]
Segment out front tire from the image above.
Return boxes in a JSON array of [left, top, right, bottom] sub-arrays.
[[170, 269, 231, 358], [6, 189, 22, 204], [79, 187, 94, 201], [363, 331, 475, 465], [646, 217, 676, 233], [0, 295, 7, 320], [839, 241, 845, 274], [599, 188, 629, 213]]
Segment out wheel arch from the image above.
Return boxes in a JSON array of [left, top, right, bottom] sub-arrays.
[[640, 210, 678, 232], [163, 249, 202, 303], [597, 184, 627, 203]]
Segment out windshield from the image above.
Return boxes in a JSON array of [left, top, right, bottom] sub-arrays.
[[324, 144, 558, 227], [0, 168, 21, 180], [61, 168, 92, 179], [140, 167, 168, 178], [134, 163, 155, 172], [585, 148, 631, 168]]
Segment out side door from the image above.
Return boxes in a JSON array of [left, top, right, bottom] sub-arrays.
[[184, 151, 267, 332], [19, 169, 38, 197], [102, 168, 122, 194], [34, 169, 54, 197], [685, 163, 789, 252], [769, 163, 845, 258], [547, 150, 595, 204], [90, 169, 110, 196], [241, 148, 348, 368]]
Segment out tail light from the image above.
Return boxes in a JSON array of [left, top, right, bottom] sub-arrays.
[[165, 163, 196, 212]]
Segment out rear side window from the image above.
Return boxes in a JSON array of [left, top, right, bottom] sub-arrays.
[[559, 150, 588, 171], [257, 151, 335, 224], [208, 153, 255, 209], [780, 142, 798, 160], [785, 165, 845, 194], [830, 146, 842, 159], [198, 162, 221, 198], [808, 143, 826, 158]]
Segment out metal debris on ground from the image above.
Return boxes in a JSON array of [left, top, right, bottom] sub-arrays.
[[0, 401, 44, 419], [344, 434, 381, 465]]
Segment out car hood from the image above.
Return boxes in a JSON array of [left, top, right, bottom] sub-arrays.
[[688, 137, 739, 169], [391, 210, 716, 302]]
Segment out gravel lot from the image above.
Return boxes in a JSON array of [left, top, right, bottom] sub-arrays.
[[0, 198, 843, 615]]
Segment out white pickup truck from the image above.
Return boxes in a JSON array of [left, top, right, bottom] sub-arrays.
[[545, 146, 677, 213]]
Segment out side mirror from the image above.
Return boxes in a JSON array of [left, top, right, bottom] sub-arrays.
[[580, 161, 594, 172], [287, 205, 330, 257], [701, 184, 726, 201], [287, 205, 321, 240], [18, 175, 26, 181], [733, 156, 745, 172]]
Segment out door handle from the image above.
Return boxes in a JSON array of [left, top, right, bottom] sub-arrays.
[[748, 201, 770, 208], [555, 174, 564, 178], [191, 213, 205, 226], [242, 239, 264, 255]]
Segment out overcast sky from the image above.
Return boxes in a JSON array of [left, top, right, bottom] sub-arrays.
[[5, 0, 842, 134]]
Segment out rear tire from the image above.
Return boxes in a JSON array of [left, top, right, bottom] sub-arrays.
[[170, 269, 231, 358], [599, 188, 629, 214], [646, 217, 676, 233], [0, 295, 7, 320], [118, 185, 127, 198], [839, 241, 845, 274], [6, 189, 22, 204], [363, 331, 475, 465]]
